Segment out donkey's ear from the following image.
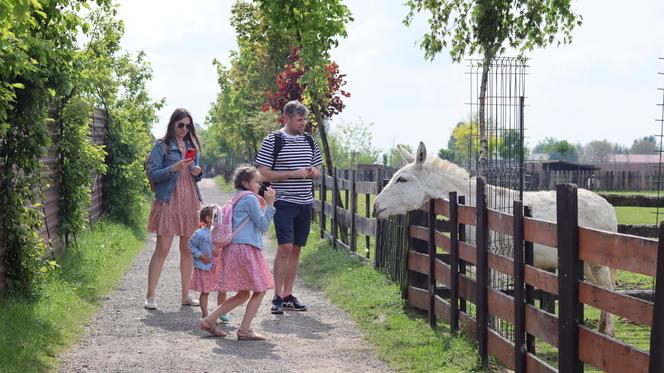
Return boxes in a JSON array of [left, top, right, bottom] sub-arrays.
[[396, 144, 415, 163], [415, 142, 427, 167]]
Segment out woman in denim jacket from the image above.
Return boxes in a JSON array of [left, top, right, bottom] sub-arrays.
[[144, 108, 204, 310]]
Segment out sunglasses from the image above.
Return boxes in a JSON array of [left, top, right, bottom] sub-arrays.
[[176, 122, 193, 130]]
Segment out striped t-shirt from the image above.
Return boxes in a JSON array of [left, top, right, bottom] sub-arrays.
[[255, 130, 323, 204]]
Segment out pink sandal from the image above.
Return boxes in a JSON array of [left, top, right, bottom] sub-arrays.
[[237, 329, 266, 341], [199, 319, 227, 337]]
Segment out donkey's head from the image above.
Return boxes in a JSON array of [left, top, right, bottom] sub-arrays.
[[374, 142, 431, 219]]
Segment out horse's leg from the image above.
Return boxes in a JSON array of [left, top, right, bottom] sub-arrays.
[[589, 264, 615, 337]]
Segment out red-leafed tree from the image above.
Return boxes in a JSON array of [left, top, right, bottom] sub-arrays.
[[264, 47, 350, 134]]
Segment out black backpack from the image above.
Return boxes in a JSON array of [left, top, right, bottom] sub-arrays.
[[259, 131, 316, 196]]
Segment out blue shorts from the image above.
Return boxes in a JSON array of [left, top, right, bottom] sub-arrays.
[[273, 200, 312, 247]]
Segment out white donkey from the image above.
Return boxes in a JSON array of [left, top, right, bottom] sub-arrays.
[[374, 142, 617, 336]]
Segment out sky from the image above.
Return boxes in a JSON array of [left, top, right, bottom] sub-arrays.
[[117, 0, 664, 155]]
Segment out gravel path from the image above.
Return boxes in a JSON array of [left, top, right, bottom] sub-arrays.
[[58, 178, 391, 372]]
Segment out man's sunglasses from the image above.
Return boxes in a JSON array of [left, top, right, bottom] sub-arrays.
[[177, 122, 193, 130]]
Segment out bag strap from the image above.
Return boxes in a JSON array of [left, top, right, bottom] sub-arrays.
[[231, 190, 254, 204], [231, 216, 251, 237], [271, 131, 283, 170], [229, 191, 256, 237], [271, 131, 315, 169]]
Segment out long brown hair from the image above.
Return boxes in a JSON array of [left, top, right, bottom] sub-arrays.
[[161, 108, 201, 151]]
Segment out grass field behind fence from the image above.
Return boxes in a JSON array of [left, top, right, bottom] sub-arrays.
[[0, 209, 147, 372]]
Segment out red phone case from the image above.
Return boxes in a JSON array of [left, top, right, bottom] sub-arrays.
[[185, 149, 196, 160]]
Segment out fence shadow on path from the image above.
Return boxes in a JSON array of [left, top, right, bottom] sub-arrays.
[[259, 313, 333, 340]]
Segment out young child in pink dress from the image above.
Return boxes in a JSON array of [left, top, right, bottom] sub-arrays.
[[199, 166, 275, 340], [188, 205, 222, 318]]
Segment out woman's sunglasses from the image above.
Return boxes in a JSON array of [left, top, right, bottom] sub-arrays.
[[176, 122, 193, 130]]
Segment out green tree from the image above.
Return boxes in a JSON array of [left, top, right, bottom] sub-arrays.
[[497, 129, 529, 161], [387, 144, 414, 168], [533, 137, 578, 162], [404, 0, 582, 177], [438, 148, 455, 161], [582, 140, 613, 163], [257, 0, 353, 176], [205, 1, 293, 171], [0, 0, 123, 294], [630, 136, 657, 154], [326, 120, 380, 169]]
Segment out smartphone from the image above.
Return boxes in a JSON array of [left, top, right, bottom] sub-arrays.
[[185, 149, 196, 161]]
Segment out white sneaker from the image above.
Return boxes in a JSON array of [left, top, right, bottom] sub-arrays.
[[182, 296, 200, 306], [144, 297, 157, 309]]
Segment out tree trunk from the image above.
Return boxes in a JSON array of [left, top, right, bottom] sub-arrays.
[[478, 52, 493, 178], [311, 99, 349, 243]]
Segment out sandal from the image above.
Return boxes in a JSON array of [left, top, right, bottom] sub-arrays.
[[199, 319, 227, 337], [182, 296, 200, 306], [237, 329, 266, 341]]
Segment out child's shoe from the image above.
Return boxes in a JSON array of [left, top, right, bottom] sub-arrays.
[[219, 313, 230, 323]]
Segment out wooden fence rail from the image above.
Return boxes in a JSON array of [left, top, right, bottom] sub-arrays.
[[314, 169, 664, 373]]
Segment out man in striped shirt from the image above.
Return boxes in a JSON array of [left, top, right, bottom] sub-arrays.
[[256, 101, 323, 314]]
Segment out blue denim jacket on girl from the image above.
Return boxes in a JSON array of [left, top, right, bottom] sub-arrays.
[[148, 138, 203, 203], [188, 227, 214, 271], [231, 190, 275, 250]]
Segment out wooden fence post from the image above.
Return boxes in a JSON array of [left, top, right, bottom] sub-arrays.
[[513, 200, 526, 373], [449, 191, 459, 333], [350, 169, 357, 254], [408, 208, 429, 292], [320, 166, 326, 239], [524, 205, 536, 354], [344, 175, 350, 245], [556, 183, 583, 373], [476, 177, 489, 368], [458, 195, 467, 313], [332, 168, 339, 249], [649, 222, 664, 373], [373, 169, 384, 260], [428, 199, 437, 328]]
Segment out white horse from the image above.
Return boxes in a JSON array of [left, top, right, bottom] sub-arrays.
[[374, 142, 617, 336]]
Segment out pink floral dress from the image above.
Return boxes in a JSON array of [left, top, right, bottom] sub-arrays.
[[147, 143, 201, 237]]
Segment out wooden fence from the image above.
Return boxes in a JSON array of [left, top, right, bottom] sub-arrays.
[[314, 169, 664, 373], [0, 108, 107, 291], [313, 167, 382, 262]]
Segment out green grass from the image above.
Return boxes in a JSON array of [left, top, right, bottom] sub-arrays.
[[0, 212, 147, 372], [597, 190, 661, 196], [213, 175, 235, 192], [526, 300, 652, 372], [614, 206, 663, 225], [299, 228, 489, 373]]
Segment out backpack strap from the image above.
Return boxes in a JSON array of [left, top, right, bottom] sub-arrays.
[[303, 133, 315, 153], [230, 190, 256, 236], [232, 190, 254, 204], [271, 130, 316, 169], [271, 131, 283, 170]]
